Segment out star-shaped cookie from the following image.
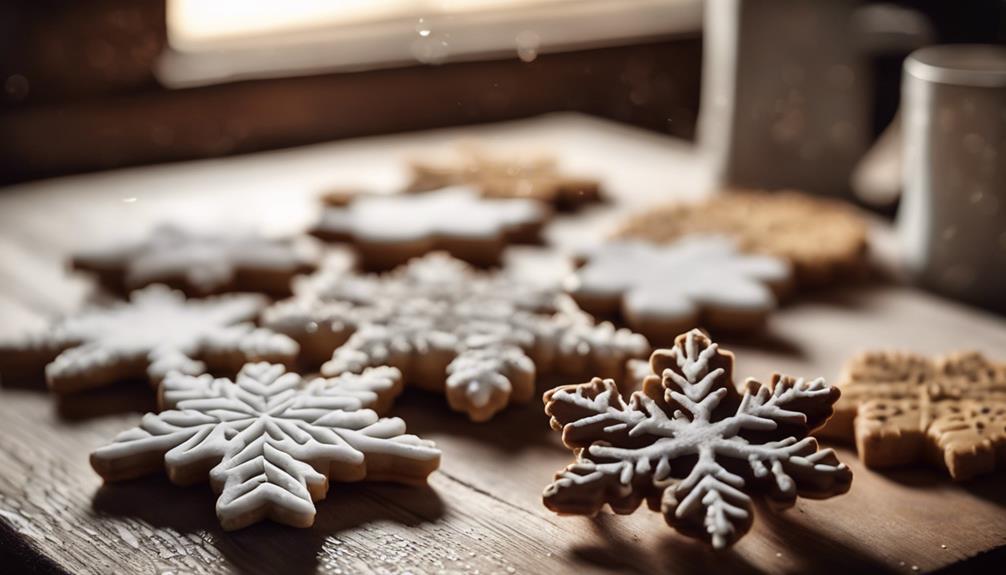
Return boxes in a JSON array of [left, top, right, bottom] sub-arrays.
[[73, 224, 318, 297], [542, 330, 851, 548], [566, 237, 791, 342], [0, 285, 298, 392], [91, 362, 440, 530], [263, 253, 649, 421], [311, 187, 549, 270]]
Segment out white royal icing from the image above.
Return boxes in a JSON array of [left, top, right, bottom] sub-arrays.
[[543, 330, 850, 549], [92, 362, 440, 530], [264, 253, 649, 421], [315, 186, 547, 243], [568, 236, 791, 320], [76, 224, 316, 293], [40, 285, 299, 389]]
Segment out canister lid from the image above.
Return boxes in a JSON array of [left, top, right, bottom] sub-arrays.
[[906, 44, 1006, 88]]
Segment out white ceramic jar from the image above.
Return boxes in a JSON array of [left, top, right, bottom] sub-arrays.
[[899, 45, 1006, 312]]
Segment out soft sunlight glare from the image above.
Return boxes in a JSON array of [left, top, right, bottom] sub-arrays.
[[168, 0, 566, 50]]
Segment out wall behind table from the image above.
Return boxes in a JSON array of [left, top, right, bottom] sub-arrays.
[[0, 0, 702, 184]]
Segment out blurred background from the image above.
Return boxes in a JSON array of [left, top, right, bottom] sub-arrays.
[[1, 0, 1002, 186]]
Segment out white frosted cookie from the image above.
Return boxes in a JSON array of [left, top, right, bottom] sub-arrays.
[[91, 362, 440, 530], [73, 224, 318, 297], [263, 252, 649, 422], [543, 329, 851, 549], [0, 285, 298, 392], [311, 186, 549, 270], [566, 237, 791, 342]]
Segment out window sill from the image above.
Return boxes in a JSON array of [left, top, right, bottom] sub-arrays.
[[157, 0, 701, 88]]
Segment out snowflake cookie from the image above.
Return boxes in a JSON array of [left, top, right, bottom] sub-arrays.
[[91, 362, 440, 530], [73, 224, 317, 298], [263, 253, 649, 422], [566, 238, 791, 343], [405, 145, 602, 210], [614, 189, 869, 286], [0, 285, 298, 393], [822, 350, 1006, 480], [542, 330, 852, 549], [311, 186, 549, 271]]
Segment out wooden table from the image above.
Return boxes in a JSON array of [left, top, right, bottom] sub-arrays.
[[1, 114, 1004, 574]]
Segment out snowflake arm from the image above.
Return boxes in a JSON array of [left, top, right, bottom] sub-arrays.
[[90, 410, 222, 482], [147, 347, 207, 384], [541, 310, 650, 381], [303, 366, 404, 415], [543, 458, 654, 516], [445, 343, 535, 422], [46, 342, 147, 392], [544, 378, 680, 447], [0, 328, 81, 385], [321, 325, 415, 376], [661, 446, 754, 549], [542, 379, 683, 516], [737, 375, 843, 434], [199, 322, 300, 375]]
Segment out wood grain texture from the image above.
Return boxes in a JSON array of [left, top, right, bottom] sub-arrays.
[[1, 115, 1005, 574]]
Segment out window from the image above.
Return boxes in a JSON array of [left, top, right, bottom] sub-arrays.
[[160, 0, 701, 86]]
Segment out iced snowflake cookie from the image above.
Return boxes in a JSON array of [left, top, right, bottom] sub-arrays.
[[0, 285, 298, 392], [614, 189, 869, 286], [263, 253, 649, 422], [566, 238, 791, 343], [404, 145, 602, 210], [311, 187, 549, 271], [73, 224, 318, 297], [821, 350, 1006, 480], [542, 330, 852, 549], [91, 362, 440, 530]]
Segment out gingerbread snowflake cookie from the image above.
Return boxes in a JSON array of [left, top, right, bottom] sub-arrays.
[[91, 362, 440, 530], [405, 145, 602, 210], [614, 189, 868, 286], [73, 224, 318, 297], [823, 350, 1006, 480], [566, 238, 791, 342], [542, 330, 851, 549], [263, 253, 649, 422], [312, 186, 548, 271], [0, 285, 298, 392]]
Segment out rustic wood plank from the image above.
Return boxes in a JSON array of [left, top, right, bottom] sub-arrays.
[[1, 114, 1005, 574]]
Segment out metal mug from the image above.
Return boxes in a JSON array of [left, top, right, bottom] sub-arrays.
[[899, 44, 1006, 312]]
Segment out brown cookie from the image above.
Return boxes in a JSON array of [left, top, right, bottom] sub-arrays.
[[406, 145, 602, 210], [614, 189, 869, 286], [311, 187, 549, 271], [817, 350, 936, 441], [541, 329, 851, 549], [824, 350, 1006, 480], [73, 224, 318, 298], [841, 351, 1006, 480]]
